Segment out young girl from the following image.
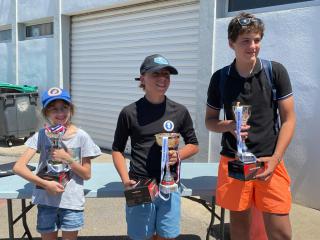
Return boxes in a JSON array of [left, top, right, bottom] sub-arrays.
[[13, 87, 101, 240]]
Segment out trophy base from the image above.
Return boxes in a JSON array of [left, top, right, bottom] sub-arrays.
[[36, 171, 70, 188], [228, 159, 264, 181], [124, 178, 158, 207], [159, 182, 178, 194]]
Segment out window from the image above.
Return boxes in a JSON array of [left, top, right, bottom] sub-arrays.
[[228, 0, 313, 12], [0, 29, 12, 42], [25, 22, 53, 38]]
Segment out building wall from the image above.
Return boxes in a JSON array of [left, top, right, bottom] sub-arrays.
[[0, 43, 13, 83], [18, 38, 55, 89], [0, 0, 14, 23], [17, 0, 56, 22], [0, 0, 15, 83], [0, 0, 319, 209]]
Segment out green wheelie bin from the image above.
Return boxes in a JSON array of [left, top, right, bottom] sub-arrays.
[[0, 82, 39, 146]]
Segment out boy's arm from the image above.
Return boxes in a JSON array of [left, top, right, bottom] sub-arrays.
[[112, 151, 136, 189], [256, 96, 296, 180], [205, 106, 235, 134], [178, 143, 199, 161]]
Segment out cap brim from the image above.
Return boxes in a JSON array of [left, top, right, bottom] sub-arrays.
[[43, 96, 72, 108], [134, 65, 178, 81]]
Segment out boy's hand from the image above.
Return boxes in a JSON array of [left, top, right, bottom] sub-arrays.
[[255, 155, 280, 181], [123, 179, 137, 190], [168, 150, 178, 166], [45, 181, 64, 195], [229, 121, 250, 140]]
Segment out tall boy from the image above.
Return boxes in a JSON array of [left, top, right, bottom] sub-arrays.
[[205, 12, 296, 240], [112, 54, 199, 240]]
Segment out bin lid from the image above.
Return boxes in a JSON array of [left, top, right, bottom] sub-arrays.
[[0, 82, 38, 93]]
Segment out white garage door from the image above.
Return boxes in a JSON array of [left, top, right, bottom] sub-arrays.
[[71, 0, 200, 150]]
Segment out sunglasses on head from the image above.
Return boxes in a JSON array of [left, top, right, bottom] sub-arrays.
[[237, 17, 262, 26]]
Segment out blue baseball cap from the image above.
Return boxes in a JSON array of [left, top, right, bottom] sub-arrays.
[[41, 87, 71, 108]]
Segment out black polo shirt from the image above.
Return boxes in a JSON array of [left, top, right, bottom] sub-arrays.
[[207, 58, 293, 158], [112, 96, 198, 182]]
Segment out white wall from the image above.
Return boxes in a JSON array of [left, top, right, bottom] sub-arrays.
[[0, 0, 14, 83], [17, 0, 56, 22], [18, 38, 55, 90], [210, 6, 320, 209], [0, 43, 13, 83], [0, 0, 14, 24]]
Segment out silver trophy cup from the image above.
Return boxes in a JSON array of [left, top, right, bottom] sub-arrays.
[[45, 125, 68, 173], [228, 103, 264, 181], [233, 104, 256, 163]]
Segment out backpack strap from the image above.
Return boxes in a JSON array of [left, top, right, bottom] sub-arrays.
[[261, 59, 276, 101], [261, 59, 280, 133]]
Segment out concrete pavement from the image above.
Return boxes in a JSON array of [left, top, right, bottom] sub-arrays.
[[1, 139, 320, 239]]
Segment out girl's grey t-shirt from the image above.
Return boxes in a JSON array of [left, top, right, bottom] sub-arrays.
[[26, 128, 101, 210]]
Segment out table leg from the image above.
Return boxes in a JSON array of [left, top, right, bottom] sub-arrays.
[[206, 196, 216, 240], [205, 196, 226, 240], [219, 207, 225, 239], [6, 199, 34, 240], [22, 199, 33, 240], [7, 199, 14, 240]]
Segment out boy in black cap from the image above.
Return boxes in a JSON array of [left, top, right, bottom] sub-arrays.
[[112, 54, 199, 240]]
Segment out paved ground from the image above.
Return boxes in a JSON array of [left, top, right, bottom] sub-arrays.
[[1, 138, 320, 239]]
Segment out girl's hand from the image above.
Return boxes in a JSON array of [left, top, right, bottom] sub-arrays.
[[123, 179, 137, 190], [44, 180, 64, 195], [51, 149, 73, 164], [168, 150, 178, 166]]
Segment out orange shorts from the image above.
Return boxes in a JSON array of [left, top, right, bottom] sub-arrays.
[[216, 155, 291, 214]]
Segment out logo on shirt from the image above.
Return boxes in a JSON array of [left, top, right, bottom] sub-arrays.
[[163, 120, 174, 132]]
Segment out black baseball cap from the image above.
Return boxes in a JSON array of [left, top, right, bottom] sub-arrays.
[[135, 54, 178, 80]]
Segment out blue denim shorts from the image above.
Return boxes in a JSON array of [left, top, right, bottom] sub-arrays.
[[37, 205, 84, 233], [126, 191, 181, 239]]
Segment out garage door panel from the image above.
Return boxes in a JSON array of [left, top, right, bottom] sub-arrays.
[[71, 45, 199, 57], [72, 2, 198, 27], [71, 0, 200, 150]]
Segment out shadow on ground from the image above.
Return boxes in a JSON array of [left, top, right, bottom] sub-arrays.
[[209, 223, 230, 240]]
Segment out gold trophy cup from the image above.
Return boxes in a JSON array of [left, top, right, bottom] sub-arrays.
[[155, 133, 180, 194]]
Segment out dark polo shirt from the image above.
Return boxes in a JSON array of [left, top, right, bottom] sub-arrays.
[[207, 58, 293, 158]]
